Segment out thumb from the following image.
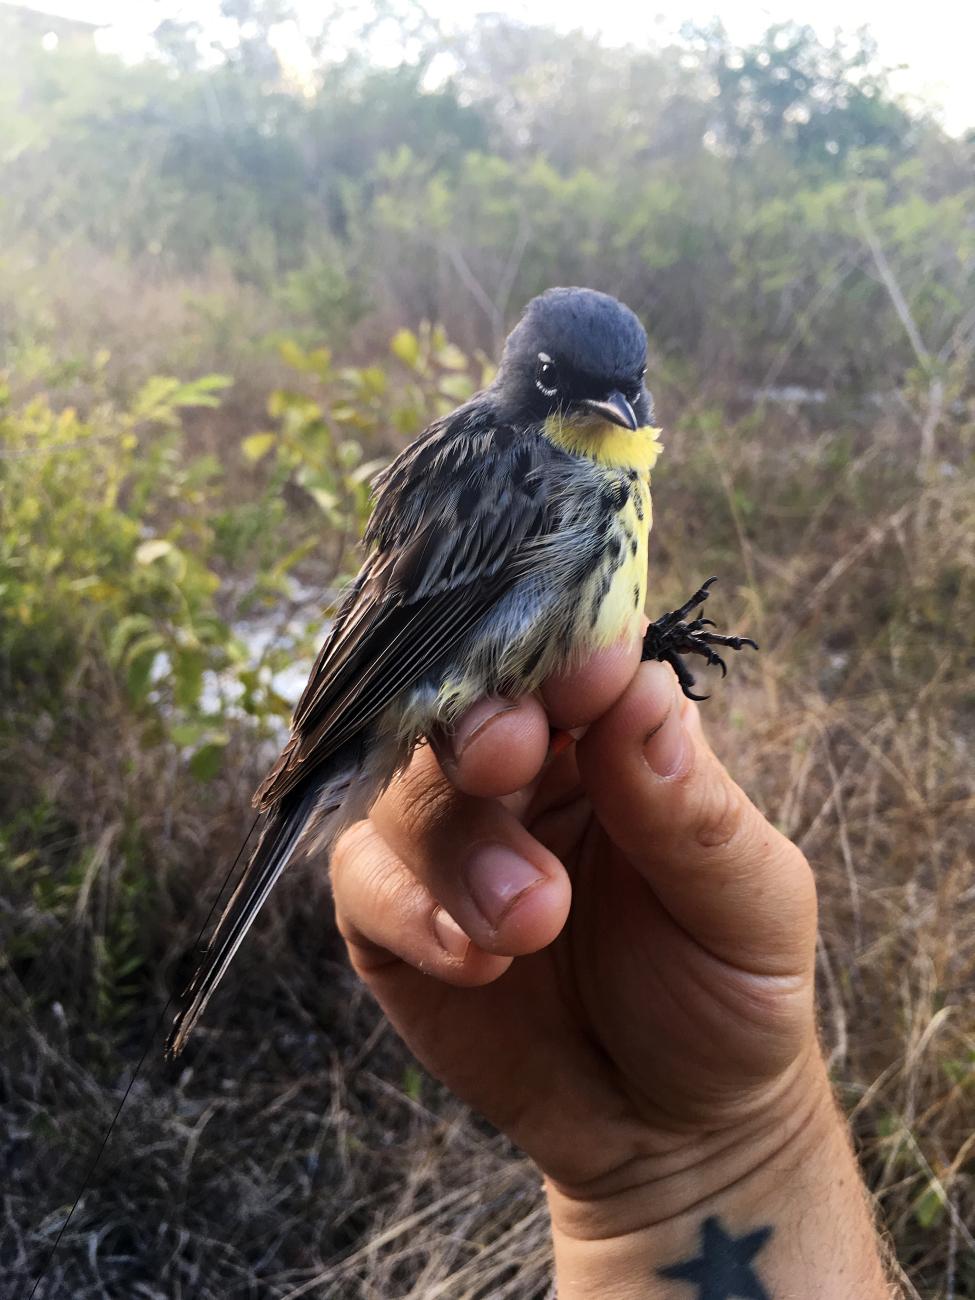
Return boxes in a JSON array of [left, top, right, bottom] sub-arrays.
[[576, 661, 817, 979]]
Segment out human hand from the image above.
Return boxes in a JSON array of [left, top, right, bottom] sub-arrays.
[[331, 643, 819, 1183], [330, 648, 891, 1296]]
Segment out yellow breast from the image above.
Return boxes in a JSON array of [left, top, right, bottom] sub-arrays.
[[590, 478, 653, 646], [541, 413, 660, 648]]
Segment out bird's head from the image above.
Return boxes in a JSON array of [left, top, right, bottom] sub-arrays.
[[494, 287, 654, 438]]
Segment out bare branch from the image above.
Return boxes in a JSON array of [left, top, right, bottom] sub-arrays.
[[854, 195, 943, 474], [854, 196, 931, 370]]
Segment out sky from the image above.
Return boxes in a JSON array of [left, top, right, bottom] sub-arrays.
[[13, 0, 975, 135]]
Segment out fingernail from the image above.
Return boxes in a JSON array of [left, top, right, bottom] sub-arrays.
[[644, 686, 688, 778], [433, 908, 471, 960], [464, 844, 544, 928], [451, 698, 517, 760]]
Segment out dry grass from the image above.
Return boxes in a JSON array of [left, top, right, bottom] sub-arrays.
[[2, 376, 973, 1298], [660, 408, 975, 1299]]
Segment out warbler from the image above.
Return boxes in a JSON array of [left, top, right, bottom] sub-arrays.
[[167, 287, 755, 1054]]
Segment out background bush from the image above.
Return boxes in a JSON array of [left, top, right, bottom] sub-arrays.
[[0, 3, 972, 1296]]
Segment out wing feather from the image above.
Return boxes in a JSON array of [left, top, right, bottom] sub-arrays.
[[254, 406, 556, 811]]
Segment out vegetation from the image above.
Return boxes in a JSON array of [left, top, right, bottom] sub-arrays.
[[0, 3, 972, 1296]]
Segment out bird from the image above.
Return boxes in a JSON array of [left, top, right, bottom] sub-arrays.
[[166, 286, 756, 1055]]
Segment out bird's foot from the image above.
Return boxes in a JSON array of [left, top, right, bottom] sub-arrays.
[[641, 577, 758, 701]]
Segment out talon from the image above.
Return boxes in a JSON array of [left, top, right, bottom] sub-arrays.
[[700, 643, 728, 675], [686, 616, 717, 636], [641, 577, 757, 699]]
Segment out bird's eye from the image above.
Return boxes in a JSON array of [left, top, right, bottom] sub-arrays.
[[536, 354, 558, 398], [625, 365, 647, 401]]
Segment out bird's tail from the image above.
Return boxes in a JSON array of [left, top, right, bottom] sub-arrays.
[[166, 757, 368, 1057]]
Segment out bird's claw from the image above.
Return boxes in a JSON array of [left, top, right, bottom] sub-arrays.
[[641, 578, 758, 700]]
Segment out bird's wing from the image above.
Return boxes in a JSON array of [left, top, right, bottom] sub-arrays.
[[253, 407, 558, 811]]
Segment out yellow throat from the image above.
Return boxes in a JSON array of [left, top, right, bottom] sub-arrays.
[[543, 413, 664, 474]]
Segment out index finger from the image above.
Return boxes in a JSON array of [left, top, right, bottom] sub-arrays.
[[432, 636, 642, 799]]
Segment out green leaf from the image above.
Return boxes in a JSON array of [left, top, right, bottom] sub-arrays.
[[107, 614, 154, 665], [914, 1184, 944, 1229], [241, 432, 277, 463], [188, 373, 232, 394], [402, 1065, 424, 1101], [189, 738, 229, 782], [307, 346, 332, 376], [185, 453, 223, 487], [126, 647, 158, 702], [267, 389, 318, 420], [391, 401, 423, 435], [436, 342, 468, 370], [174, 374, 232, 408], [307, 486, 339, 514], [170, 721, 207, 747], [173, 647, 206, 710], [269, 536, 319, 580], [358, 366, 387, 397], [135, 539, 173, 565], [122, 631, 166, 668], [390, 328, 421, 369], [439, 374, 474, 402], [278, 339, 310, 371], [131, 375, 180, 423], [337, 439, 362, 468]]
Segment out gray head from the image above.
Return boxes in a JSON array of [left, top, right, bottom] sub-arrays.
[[494, 287, 652, 430]]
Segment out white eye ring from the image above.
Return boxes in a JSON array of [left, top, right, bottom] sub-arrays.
[[536, 352, 557, 398]]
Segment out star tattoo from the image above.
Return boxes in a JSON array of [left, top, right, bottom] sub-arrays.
[[658, 1215, 774, 1299]]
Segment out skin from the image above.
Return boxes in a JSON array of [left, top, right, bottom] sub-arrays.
[[330, 644, 896, 1297]]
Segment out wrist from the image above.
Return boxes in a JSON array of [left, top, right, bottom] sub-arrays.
[[546, 1047, 892, 1298], [547, 1040, 831, 1242]]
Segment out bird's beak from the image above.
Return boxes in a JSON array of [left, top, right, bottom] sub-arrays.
[[581, 391, 638, 431]]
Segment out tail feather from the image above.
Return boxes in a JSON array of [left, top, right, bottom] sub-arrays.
[[167, 728, 405, 1056], [167, 783, 330, 1057]]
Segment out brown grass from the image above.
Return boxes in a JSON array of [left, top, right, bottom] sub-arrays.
[[1, 348, 973, 1297]]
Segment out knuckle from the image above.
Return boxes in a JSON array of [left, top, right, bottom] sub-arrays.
[[333, 900, 359, 948], [329, 819, 373, 889], [777, 833, 811, 880], [778, 837, 817, 913], [691, 772, 750, 852], [393, 759, 459, 847], [686, 767, 816, 911], [372, 852, 419, 916], [331, 829, 418, 950]]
